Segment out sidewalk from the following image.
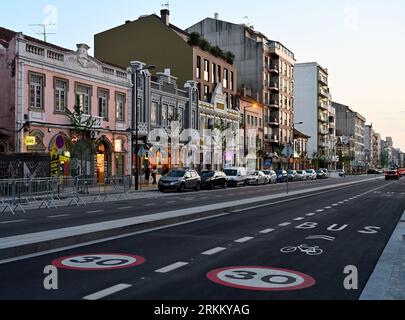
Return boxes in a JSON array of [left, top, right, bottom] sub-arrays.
[[360, 209, 405, 300]]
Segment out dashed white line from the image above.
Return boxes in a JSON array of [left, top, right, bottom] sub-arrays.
[[86, 210, 104, 214], [324, 206, 332, 209], [259, 228, 275, 234], [332, 204, 339, 207], [316, 209, 324, 213], [0, 219, 25, 224], [155, 262, 189, 273], [117, 206, 133, 210], [201, 247, 227, 256], [235, 236, 254, 243], [339, 201, 345, 204], [144, 203, 156, 207], [83, 284, 132, 300], [48, 214, 70, 218], [279, 222, 291, 227], [294, 217, 305, 221], [307, 213, 316, 216]]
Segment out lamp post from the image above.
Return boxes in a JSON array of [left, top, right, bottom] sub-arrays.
[[131, 64, 156, 191]]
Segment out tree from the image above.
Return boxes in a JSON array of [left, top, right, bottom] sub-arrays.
[[188, 32, 201, 46], [65, 102, 96, 176], [225, 51, 235, 65]]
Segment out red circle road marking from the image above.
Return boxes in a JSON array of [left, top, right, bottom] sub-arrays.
[[207, 266, 316, 291], [52, 253, 146, 271]]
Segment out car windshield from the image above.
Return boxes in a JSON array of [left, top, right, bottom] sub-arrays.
[[288, 170, 294, 174], [225, 170, 238, 176], [316, 170, 323, 173], [306, 170, 313, 173], [297, 171, 303, 174], [263, 171, 271, 175], [276, 170, 284, 175], [167, 170, 185, 177], [201, 172, 215, 177]]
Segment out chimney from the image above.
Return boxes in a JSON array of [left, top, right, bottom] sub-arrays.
[[214, 13, 219, 20], [161, 9, 170, 26]]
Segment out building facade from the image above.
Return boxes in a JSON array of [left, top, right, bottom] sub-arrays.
[[293, 129, 311, 170], [294, 62, 337, 169], [334, 102, 366, 173], [186, 16, 296, 169], [0, 27, 132, 179]]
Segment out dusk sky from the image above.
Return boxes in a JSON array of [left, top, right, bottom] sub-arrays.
[[3, 0, 404, 150]]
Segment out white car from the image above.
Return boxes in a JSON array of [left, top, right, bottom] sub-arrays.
[[245, 171, 267, 185], [224, 167, 248, 187], [305, 169, 317, 180], [296, 170, 309, 181], [263, 170, 277, 184]]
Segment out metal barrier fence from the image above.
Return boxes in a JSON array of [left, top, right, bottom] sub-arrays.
[[0, 176, 131, 214]]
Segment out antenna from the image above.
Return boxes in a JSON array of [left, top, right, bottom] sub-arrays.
[[161, 1, 170, 10], [29, 23, 56, 42], [242, 16, 254, 29]]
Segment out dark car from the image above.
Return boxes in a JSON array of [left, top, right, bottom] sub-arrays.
[[367, 169, 382, 175], [275, 170, 288, 183], [385, 170, 400, 180], [158, 169, 201, 192], [316, 170, 326, 179], [200, 171, 228, 190]]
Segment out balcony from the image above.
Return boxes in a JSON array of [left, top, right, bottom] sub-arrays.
[[81, 115, 104, 129], [319, 140, 328, 148], [318, 75, 328, 86], [265, 134, 279, 143], [318, 88, 329, 98], [269, 82, 279, 92], [269, 64, 279, 74], [318, 113, 328, 123], [268, 99, 279, 109], [267, 117, 279, 126], [319, 126, 329, 135], [318, 101, 328, 110]]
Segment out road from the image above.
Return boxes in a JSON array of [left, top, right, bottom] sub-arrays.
[[0, 177, 404, 300]]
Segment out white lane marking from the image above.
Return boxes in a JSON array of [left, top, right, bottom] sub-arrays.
[[165, 201, 177, 204], [201, 247, 227, 256], [332, 204, 339, 207], [344, 200, 349, 202], [48, 214, 70, 218], [117, 206, 133, 210], [339, 201, 345, 204], [0, 219, 25, 224], [306, 213, 316, 216], [316, 209, 324, 213], [235, 236, 254, 243], [306, 235, 335, 241], [279, 222, 291, 227], [155, 262, 189, 273], [259, 228, 275, 234], [324, 206, 332, 209], [83, 284, 132, 300], [294, 217, 305, 221], [144, 203, 156, 207], [86, 210, 104, 214]]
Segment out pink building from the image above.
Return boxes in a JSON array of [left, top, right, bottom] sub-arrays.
[[0, 27, 132, 179]]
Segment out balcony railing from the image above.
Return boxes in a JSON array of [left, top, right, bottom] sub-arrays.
[[269, 82, 279, 91], [318, 101, 328, 110], [81, 115, 104, 129], [319, 127, 329, 135], [318, 113, 328, 122], [269, 99, 279, 108], [269, 64, 279, 73], [265, 134, 279, 143], [267, 117, 279, 126]]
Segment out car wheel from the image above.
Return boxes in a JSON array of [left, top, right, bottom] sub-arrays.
[[223, 181, 228, 189], [210, 182, 214, 190], [195, 182, 201, 192], [159, 187, 165, 193], [178, 183, 185, 192]]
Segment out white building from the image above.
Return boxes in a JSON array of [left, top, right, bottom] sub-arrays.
[[294, 62, 337, 169]]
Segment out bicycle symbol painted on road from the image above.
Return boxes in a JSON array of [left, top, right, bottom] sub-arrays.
[[280, 244, 323, 256]]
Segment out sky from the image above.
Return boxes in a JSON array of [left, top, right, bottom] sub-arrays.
[[2, 0, 405, 150]]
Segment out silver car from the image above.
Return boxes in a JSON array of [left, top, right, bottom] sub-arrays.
[[263, 170, 277, 184], [246, 171, 267, 185], [296, 170, 309, 181], [306, 169, 318, 180]]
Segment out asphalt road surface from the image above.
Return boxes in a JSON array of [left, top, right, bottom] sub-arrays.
[[0, 177, 404, 300]]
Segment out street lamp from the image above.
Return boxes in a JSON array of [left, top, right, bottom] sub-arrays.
[[131, 64, 156, 191]]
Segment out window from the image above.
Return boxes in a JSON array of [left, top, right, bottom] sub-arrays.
[[178, 108, 184, 127], [217, 66, 221, 83], [223, 68, 228, 89], [116, 93, 125, 121], [162, 104, 168, 127], [204, 59, 209, 82], [192, 110, 196, 129], [230, 94, 234, 110], [98, 89, 109, 119], [203, 85, 209, 102], [168, 105, 174, 122], [230, 71, 234, 90], [211, 63, 216, 83], [76, 85, 91, 115], [29, 73, 44, 109], [151, 102, 158, 125], [196, 56, 201, 79], [54, 79, 67, 112], [197, 83, 201, 101]]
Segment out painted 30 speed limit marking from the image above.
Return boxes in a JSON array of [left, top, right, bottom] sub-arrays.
[[207, 266, 316, 291], [52, 253, 146, 271]]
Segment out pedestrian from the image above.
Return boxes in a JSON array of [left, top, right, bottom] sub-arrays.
[[152, 166, 158, 184], [145, 166, 151, 184]]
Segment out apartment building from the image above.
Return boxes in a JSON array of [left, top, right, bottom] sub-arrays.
[[0, 27, 132, 179], [334, 102, 366, 172], [294, 63, 337, 169], [364, 124, 374, 169], [187, 16, 296, 169]]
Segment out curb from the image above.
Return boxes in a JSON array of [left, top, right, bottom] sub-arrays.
[[0, 177, 383, 262]]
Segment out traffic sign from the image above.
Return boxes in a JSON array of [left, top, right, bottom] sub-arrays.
[[52, 253, 146, 271], [207, 266, 316, 291]]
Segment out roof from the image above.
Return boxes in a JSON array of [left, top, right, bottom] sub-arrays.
[[0, 26, 72, 53], [294, 128, 311, 139]]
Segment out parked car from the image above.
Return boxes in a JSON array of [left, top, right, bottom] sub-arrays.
[[275, 170, 288, 183], [338, 169, 346, 177], [246, 171, 267, 185], [385, 170, 400, 180], [200, 171, 228, 190], [306, 169, 318, 180], [315, 169, 327, 179], [158, 169, 201, 192], [224, 167, 248, 187], [399, 168, 405, 177], [263, 170, 277, 184], [287, 170, 298, 182], [320, 168, 329, 174], [296, 170, 308, 181], [367, 169, 382, 175]]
